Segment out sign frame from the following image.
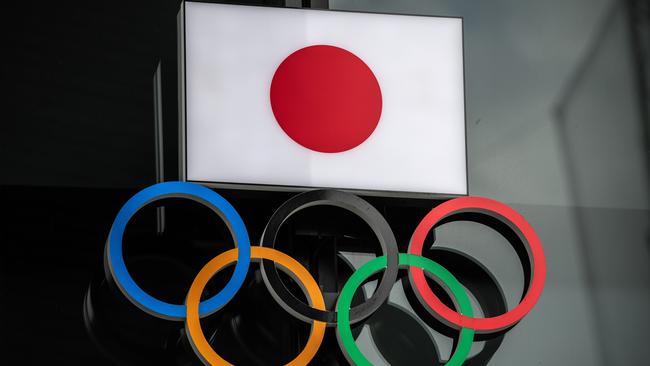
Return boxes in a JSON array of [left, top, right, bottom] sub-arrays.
[[178, 0, 469, 199]]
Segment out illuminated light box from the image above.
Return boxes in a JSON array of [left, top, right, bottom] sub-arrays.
[[181, 2, 467, 197]]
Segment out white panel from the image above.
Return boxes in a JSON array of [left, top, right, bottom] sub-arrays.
[[184, 2, 467, 196]]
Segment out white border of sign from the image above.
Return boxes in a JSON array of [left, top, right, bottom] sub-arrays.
[[178, 1, 468, 199]]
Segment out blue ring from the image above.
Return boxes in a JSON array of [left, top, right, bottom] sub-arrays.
[[106, 181, 251, 320]]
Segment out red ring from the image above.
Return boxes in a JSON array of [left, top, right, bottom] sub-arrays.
[[408, 196, 546, 332]]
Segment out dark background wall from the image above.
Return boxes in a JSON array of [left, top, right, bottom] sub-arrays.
[[2, 1, 162, 188]]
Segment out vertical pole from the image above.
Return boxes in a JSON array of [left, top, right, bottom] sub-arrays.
[[153, 61, 166, 235]]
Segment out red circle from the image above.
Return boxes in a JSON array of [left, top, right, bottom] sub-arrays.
[[408, 196, 546, 332], [270, 45, 382, 153]]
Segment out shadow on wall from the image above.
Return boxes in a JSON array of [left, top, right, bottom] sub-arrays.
[[554, 2, 650, 365]]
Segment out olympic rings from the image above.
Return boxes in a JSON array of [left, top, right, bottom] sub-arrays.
[[408, 196, 546, 333], [259, 189, 399, 325], [336, 254, 475, 366], [102, 182, 546, 365], [185, 247, 326, 366], [105, 181, 251, 320]]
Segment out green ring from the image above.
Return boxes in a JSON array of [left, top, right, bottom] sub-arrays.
[[336, 253, 475, 366]]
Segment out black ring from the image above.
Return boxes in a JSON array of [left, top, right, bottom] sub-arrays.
[[259, 189, 399, 325]]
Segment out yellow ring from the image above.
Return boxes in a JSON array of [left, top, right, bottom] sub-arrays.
[[185, 247, 326, 365]]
